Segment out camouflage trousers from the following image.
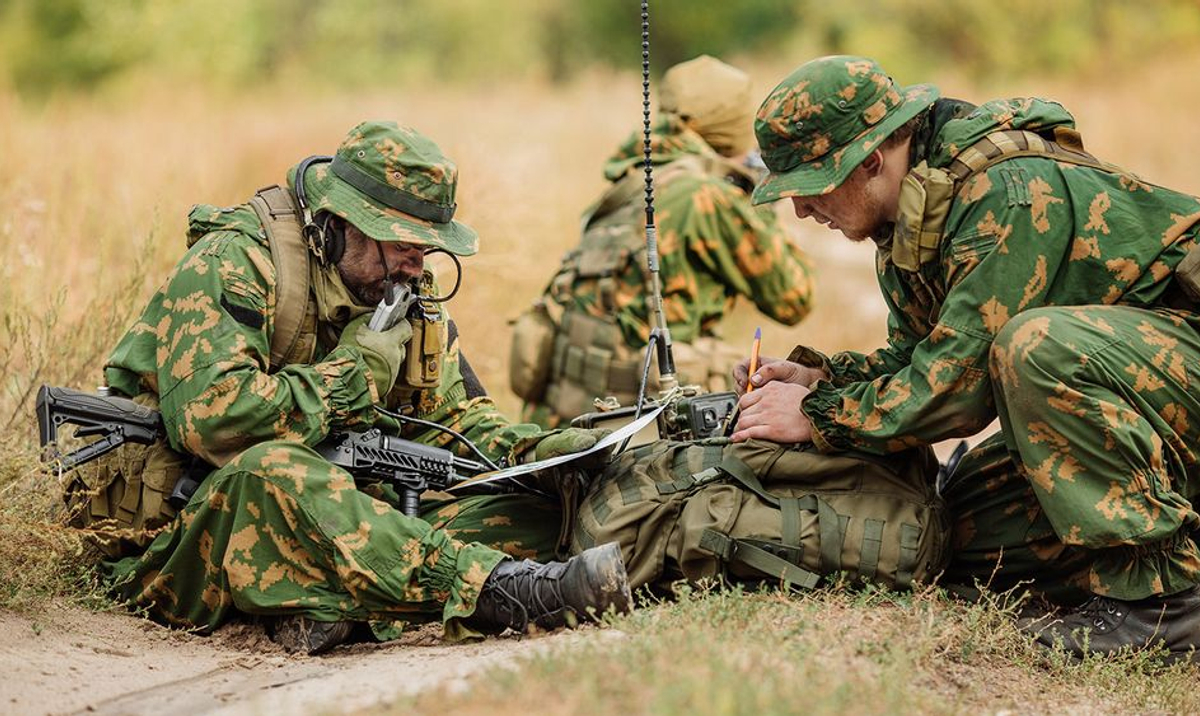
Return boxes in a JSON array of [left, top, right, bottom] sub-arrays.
[[105, 440, 525, 637], [944, 305, 1200, 602], [420, 493, 564, 563]]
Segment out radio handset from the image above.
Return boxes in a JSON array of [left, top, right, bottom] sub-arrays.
[[368, 280, 419, 332]]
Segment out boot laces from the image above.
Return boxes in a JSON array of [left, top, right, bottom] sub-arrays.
[[487, 560, 567, 632], [1076, 595, 1124, 632]]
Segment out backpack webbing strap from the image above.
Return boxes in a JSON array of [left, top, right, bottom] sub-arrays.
[[248, 186, 311, 371], [780, 496, 801, 549], [717, 454, 780, 507], [718, 454, 848, 573], [817, 498, 848, 575], [699, 529, 821, 590], [946, 128, 1113, 185], [896, 523, 922, 589], [657, 443, 729, 494], [857, 518, 886, 583]]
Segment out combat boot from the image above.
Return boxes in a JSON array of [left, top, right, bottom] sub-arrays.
[[268, 616, 355, 656], [1025, 586, 1200, 663], [467, 542, 633, 634]]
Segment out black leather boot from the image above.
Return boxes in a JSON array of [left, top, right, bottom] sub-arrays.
[[1026, 586, 1200, 663], [467, 542, 633, 634], [268, 616, 355, 656]]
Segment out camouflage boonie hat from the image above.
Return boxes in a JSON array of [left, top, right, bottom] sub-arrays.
[[295, 121, 478, 256], [751, 56, 939, 204]]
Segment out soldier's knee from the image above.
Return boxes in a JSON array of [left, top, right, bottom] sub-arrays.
[[225, 440, 314, 474], [989, 307, 1074, 393]]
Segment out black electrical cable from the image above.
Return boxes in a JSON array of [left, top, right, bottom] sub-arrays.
[[372, 404, 501, 471]]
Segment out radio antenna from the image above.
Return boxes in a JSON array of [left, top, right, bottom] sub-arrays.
[[639, 0, 677, 397]]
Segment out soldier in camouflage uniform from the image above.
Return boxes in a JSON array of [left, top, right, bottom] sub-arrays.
[[734, 55, 1200, 661], [99, 121, 631, 654], [516, 56, 816, 427]]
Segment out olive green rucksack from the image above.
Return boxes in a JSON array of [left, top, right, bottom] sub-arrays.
[[573, 438, 949, 591]]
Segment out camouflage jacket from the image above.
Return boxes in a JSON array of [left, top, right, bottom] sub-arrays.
[[105, 202, 540, 467], [548, 119, 815, 348], [799, 98, 1200, 453]]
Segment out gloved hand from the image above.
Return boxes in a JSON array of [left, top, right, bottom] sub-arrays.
[[338, 313, 413, 398], [533, 427, 614, 470]]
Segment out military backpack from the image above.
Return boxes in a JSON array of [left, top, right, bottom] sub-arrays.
[[573, 437, 948, 592]]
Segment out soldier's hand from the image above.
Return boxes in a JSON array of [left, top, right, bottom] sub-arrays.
[[733, 357, 828, 394], [535, 427, 612, 459], [338, 313, 413, 398], [731, 381, 814, 444]]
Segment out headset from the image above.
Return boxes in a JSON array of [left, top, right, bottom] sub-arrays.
[[293, 155, 344, 267]]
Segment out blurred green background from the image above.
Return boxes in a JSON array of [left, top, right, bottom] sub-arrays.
[[3, 0, 1200, 98]]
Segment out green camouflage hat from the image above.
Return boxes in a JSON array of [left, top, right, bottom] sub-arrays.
[[751, 56, 939, 204], [294, 121, 478, 256]]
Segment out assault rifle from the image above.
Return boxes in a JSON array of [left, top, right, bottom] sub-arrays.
[[37, 385, 496, 516], [316, 428, 492, 516]]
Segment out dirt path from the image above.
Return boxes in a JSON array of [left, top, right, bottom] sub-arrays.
[[1, 606, 610, 715]]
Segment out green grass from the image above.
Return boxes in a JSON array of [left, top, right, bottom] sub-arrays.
[[388, 582, 1200, 715]]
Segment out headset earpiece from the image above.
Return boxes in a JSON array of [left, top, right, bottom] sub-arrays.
[[322, 214, 346, 265], [293, 154, 334, 265]]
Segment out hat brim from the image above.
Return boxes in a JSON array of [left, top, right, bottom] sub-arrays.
[[304, 164, 479, 256], [751, 84, 940, 205]]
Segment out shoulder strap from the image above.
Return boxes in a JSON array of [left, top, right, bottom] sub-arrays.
[[947, 127, 1115, 183], [247, 186, 312, 371]]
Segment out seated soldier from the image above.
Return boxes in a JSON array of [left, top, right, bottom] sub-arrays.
[[79, 121, 630, 655], [513, 55, 816, 428]]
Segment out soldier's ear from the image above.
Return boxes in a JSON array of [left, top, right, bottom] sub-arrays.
[[860, 149, 885, 177]]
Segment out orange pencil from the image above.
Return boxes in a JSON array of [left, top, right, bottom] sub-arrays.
[[746, 327, 762, 393]]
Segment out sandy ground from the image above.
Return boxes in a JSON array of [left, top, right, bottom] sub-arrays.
[[0, 605, 613, 715]]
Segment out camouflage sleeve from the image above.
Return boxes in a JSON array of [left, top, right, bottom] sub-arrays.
[[802, 160, 1074, 453], [397, 316, 541, 463], [662, 175, 815, 325], [153, 233, 379, 466], [795, 261, 933, 387]]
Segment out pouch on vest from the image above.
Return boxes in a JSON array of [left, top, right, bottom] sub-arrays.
[[404, 302, 445, 389], [671, 337, 742, 394], [509, 300, 558, 402], [573, 438, 948, 592], [61, 394, 195, 558], [892, 162, 957, 272]]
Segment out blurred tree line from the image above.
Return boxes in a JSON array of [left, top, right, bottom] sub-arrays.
[[1, 0, 1199, 97]]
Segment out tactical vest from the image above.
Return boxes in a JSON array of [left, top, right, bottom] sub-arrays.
[[574, 438, 948, 592], [512, 155, 742, 420], [891, 126, 1116, 271]]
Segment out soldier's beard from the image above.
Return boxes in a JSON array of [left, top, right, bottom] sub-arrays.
[[335, 242, 422, 306]]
